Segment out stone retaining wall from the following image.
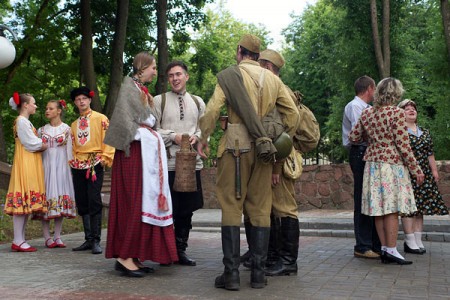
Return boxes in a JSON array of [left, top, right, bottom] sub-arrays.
[[2, 159, 449, 212], [200, 161, 450, 211]]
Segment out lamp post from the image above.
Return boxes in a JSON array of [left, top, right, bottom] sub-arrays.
[[0, 25, 18, 69]]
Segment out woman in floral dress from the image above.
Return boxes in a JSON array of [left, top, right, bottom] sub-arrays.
[[398, 99, 448, 254], [4, 93, 48, 252], [37, 100, 77, 248], [349, 78, 424, 265]]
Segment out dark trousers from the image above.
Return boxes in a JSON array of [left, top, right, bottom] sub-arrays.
[[71, 164, 104, 216], [168, 170, 203, 230], [349, 146, 381, 253]]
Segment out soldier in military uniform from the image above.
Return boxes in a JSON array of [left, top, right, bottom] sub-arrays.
[[258, 49, 301, 276], [197, 35, 299, 290]]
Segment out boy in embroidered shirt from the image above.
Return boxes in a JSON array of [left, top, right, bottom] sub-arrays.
[[69, 86, 115, 254]]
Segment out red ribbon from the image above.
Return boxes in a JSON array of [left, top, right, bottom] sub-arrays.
[[59, 99, 67, 109], [13, 92, 19, 105]]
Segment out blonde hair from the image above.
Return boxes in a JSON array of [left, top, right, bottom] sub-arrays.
[[47, 99, 65, 119], [132, 51, 155, 107], [373, 77, 404, 109], [132, 51, 154, 78], [17, 93, 34, 112]]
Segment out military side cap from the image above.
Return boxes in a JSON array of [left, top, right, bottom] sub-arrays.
[[259, 49, 285, 69], [238, 34, 261, 54]]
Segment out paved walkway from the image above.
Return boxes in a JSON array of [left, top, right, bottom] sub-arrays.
[[0, 209, 449, 299]]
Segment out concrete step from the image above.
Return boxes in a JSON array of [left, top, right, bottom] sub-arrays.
[[299, 217, 450, 233], [190, 209, 450, 243]]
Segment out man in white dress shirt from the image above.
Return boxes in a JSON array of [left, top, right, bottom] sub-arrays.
[[342, 75, 381, 259]]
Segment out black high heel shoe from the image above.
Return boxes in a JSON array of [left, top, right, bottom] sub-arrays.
[[382, 252, 413, 265], [115, 261, 145, 277], [404, 242, 424, 255]]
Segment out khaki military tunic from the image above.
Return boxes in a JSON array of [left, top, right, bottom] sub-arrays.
[[199, 60, 299, 227], [272, 86, 302, 219]]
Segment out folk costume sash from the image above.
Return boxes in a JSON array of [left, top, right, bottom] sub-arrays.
[[216, 66, 277, 163]]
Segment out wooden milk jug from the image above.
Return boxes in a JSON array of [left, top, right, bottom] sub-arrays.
[[173, 133, 197, 192]]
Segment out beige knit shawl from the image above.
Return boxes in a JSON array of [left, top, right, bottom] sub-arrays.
[[104, 76, 152, 156]]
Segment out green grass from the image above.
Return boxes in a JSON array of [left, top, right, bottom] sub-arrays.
[[0, 189, 105, 244]]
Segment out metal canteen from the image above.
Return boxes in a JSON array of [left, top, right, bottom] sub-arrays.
[[273, 132, 293, 160]]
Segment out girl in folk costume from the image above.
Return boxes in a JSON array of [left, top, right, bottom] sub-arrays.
[[4, 93, 48, 252], [104, 51, 178, 277], [36, 100, 77, 248]]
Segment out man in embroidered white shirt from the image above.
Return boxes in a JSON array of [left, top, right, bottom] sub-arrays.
[[70, 86, 115, 255], [153, 61, 206, 266], [342, 75, 381, 259]]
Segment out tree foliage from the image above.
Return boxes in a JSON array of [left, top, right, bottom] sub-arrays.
[[282, 0, 450, 161], [176, 4, 271, 161], [187, 6, 270, 100], [0, 0, 211, 163], [1, 0, 449, 164]]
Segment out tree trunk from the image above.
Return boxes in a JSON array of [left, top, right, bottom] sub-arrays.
[[370, 0, 390, 79], [382, 0, 390, 77], [156, 0, 168, 95], [441, 0, 450, 69], [104, 0, 130, 118], [80, 0, 101, 112]]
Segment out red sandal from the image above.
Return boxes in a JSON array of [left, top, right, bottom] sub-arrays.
[[11, 241, 37, 252], [54, 238, 66, 248], [45, 238, 58, 248]]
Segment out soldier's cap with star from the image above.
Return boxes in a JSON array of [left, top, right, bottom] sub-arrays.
[[238, 34, 261, 54], [259, 49, 285, 69]]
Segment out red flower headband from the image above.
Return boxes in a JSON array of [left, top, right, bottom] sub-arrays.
[[89, 91, 95, 98], [13, 92, 20, 105], [59, 99, 67, 109]]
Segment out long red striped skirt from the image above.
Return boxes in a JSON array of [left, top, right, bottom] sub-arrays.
[[105, 141, 178, 264]]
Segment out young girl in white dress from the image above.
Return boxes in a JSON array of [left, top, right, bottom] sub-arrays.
[[38, 100, 77, 248], [4, 93, 48, 252]]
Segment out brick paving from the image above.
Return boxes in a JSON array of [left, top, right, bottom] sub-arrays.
[[0, 209, 449, 299]]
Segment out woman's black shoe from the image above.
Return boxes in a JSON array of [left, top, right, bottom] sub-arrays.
[[404, 242, 424, 255], [419, 247, 426, 254], [139, 266, 154, 273], [382, 252, 413, 265], [115, 261, 145, 277], [132, 258, 155, 273]]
